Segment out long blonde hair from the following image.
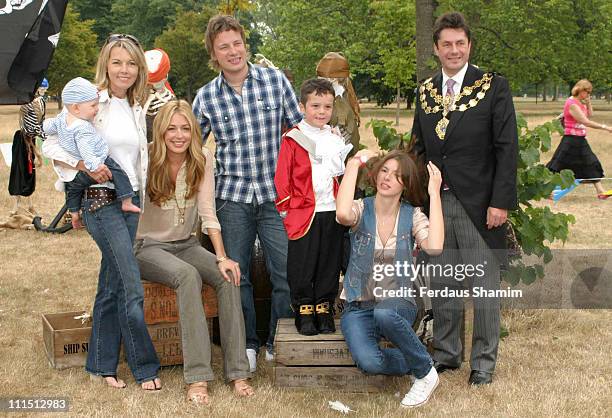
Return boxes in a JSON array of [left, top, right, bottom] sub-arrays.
[[94, 38, 148, 106], [147, 100, 206, 205]]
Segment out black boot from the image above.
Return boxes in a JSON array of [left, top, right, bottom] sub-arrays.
[[316, 301, 335, 334], [296, 304, 318, 336]]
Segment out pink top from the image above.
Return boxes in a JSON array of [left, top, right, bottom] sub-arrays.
[[563, 97, 587, 136]]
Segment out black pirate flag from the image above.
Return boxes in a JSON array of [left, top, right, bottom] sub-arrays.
[[0, 0, 68, 105]]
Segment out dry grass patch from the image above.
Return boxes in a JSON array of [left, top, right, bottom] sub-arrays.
[[0, 102, 610, 417]]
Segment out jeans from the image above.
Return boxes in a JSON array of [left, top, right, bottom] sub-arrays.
[[82, 196, 160, 383], [65, 157, 134, 212], [135, 236, 250, 383], [215, 198, 293, 351], [341, 298, 432, 379]]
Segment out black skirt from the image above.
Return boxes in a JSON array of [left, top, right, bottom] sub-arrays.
[[546, 134, 604, 180], [8, 130, 36, 196]]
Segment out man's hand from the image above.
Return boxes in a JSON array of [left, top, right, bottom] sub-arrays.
[[77, 161, 112, 183], [486, 207, 507, 229]]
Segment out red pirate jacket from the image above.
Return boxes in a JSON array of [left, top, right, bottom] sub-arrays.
[[275, 127, 339, 240]]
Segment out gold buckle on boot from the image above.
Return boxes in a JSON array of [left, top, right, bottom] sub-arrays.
[[299, 305, 314, 315], [315, 302, 330, 314]]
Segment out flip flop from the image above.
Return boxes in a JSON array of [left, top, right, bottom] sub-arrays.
[[141, 377, 162, 391]]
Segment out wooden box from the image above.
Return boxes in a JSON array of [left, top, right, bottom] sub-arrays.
[[42, 311, 92, 370], [142, 279, 218, 324], [274, 318, 389, 392], [42, 311, 212, 369], [147, 318, 213, 366]]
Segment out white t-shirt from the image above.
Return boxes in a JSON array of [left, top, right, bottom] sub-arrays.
[[99, 97, 140, 190]]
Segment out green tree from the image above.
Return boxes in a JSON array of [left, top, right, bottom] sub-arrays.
[[46, 4, 98, 107], [156, 8, 218, 102], [71, 0, 112, 44], [367, 0, 416, 123], [72, 0, 211, 47], [434, 0, 611, 94], [256, 0, 371, 89]]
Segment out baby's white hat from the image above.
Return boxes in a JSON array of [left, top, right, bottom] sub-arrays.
[[62, 77, 98, 104]]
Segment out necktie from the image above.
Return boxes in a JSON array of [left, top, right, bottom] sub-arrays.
[[446, 78, 456, 102]]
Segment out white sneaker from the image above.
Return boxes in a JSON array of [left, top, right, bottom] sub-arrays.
[[265, 348, 275, 362], [400, 367, 439, 408], [246, 349, 257, 373]]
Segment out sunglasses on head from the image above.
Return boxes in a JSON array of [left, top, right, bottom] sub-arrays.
[[105, 33, 140, 47]]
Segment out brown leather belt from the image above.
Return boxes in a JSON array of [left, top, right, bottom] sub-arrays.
[[84, 187, 116, 212]]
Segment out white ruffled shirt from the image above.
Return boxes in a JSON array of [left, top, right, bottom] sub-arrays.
[[298, 120, 352, 211]]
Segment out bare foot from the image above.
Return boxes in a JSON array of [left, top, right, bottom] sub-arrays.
[[90, 374, 126, 388], [186, 382, 209, 405], [141, 377, 162, 391], [71, 212, 83, 229], [121, 199, 141, 214], [232, 378, 254, 397]]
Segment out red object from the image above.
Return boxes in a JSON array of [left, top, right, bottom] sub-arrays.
[[275, 127, 339, 240], [146, 48, 171, 84]]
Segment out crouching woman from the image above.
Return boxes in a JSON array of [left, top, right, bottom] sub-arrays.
[[135, 100, 253, 405], [336, 150, 444, 408]]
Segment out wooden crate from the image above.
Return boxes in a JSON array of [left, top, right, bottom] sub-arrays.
[[42, 311, 212, 369], [148, 318, 213, 366], [274, 318, 389, 392], [142, 279, 218, 325], [42, 311, 92, 370]]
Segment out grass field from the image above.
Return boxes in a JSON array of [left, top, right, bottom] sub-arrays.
[[0, 100, 610, 417]]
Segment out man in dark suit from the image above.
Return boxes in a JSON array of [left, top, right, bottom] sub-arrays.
[[411, 12, 518, 385]]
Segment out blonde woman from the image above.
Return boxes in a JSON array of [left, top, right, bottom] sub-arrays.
[[42, 34, 161, 390], [135, 100, 253, 405], [547, 79, 612, 199]]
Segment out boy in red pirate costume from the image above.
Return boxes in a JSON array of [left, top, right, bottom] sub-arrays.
[[275, 79, 352, 335]]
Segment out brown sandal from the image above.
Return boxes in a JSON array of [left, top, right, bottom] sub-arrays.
[[187, 382, 210, 405], [232, 378, 254, 398]]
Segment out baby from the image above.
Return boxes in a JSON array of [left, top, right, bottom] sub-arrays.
[[43, 77, 140, 228]]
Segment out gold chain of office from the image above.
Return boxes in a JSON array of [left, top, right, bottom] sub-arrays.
[[419, 72, 493, 114]]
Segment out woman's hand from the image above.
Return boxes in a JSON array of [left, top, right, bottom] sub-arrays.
[[217, 258, 241, 286], [427, 161, 442, 195], [77, 161, 112, 183], [354, 149, 378, 161]]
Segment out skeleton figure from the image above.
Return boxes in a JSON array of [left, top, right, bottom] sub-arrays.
[[0, 0, 35, 14], [10, 78, 47, 214], [144, 48, 175, 142]]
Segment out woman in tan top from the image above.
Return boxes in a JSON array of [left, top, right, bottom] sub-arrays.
[[135, 100, 253, 405]]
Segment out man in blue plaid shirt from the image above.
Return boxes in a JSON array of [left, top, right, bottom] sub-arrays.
[[192, 15, 302, 372]]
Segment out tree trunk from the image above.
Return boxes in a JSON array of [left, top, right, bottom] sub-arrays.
[[415, 0, 438, 81], [535, 83, 538, 105], [186, 83, 193, 104], [542, 82, 547, 102], [396, 82, 400, 126], [552, 84, 559, 101]]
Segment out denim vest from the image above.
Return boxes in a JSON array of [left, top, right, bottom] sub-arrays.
[[344, 197, 415, 303]]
